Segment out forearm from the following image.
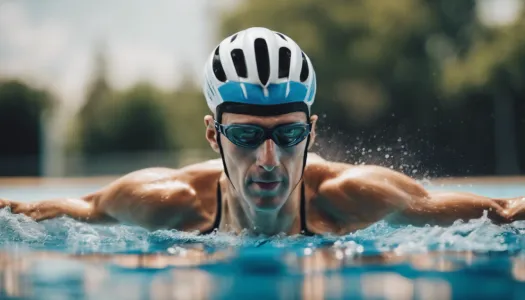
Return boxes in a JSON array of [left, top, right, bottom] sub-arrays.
[[5, 197, 115, 223], [399, 192, 511, 225]]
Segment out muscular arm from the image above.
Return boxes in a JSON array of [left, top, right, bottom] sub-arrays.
[[0, 194, 114, 223], [318, 165, 521, 230], [0, 163, 221, 231]]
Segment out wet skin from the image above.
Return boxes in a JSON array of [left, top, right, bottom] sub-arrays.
[[1, 112, 524, 236]]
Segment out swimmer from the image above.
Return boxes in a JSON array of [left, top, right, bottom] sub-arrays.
[[1, 27, 524, 236]]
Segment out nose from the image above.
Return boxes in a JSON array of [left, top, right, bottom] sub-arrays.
[[256, 139, 280, 172]]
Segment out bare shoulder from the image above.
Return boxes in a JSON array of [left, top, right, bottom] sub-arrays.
[[108, 159, 223, 188], [304, 154, 427, 196], [95, 159, 223, 206], [91, 159, 224, 229], [336, 165, 427, 194]]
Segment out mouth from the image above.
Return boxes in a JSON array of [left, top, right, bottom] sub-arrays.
[[253, 181, 281, 190], [250, 178, 283, 191]]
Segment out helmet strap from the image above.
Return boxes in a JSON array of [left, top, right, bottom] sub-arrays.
[[217, 131, 310, 196], [215, 120, 311, 195], [216, 131, 236, 190], [214, 101, 311, 194]]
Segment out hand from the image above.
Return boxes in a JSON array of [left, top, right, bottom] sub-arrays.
[[0, 199, 60, 221], [504, 197, 525, 222]]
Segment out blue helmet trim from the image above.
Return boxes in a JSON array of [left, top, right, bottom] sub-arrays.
[[218, 81, 308, 105], [306, 72, 316, 102]]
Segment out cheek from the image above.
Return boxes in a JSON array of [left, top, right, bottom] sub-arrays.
[[281, 143, 307, 169], [222, 138, 254, 169]]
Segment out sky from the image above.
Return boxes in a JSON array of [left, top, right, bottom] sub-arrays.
[[0, 0, 238, 111], [0, 0, 522, 112]]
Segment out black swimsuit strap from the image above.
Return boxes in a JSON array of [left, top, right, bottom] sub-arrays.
[[200, 181, 222, 235], [300, 182, 315, 236], [201, 180, 314, 236]]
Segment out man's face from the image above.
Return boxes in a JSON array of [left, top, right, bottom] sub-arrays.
[[205, 112, 317, 211]]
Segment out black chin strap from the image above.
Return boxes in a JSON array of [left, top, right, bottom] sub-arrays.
[[215, 101, 311, 192], [216, 131, 233, 188]]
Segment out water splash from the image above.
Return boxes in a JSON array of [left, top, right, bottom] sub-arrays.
[[1, 207, 524, 255]]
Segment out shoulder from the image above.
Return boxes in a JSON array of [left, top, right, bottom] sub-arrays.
[[115, 159, 223, 186], [304, 154, 427, 197], [93, 159, 224, 229], [99, 159, 223, 203]]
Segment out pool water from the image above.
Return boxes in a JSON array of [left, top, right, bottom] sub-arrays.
[[1, 182, 525, 299]]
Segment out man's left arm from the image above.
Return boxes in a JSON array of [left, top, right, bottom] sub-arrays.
[[318, 165, 523, 227]]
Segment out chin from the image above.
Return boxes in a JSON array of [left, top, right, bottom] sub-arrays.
[[248, 195, 285, 211]]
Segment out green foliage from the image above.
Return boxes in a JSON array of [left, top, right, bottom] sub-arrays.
[[74, 47, 215, 160], [111, 82, 175, 152], [165, 79, 212, 150], [0, 80, 53, 156], [76, 48, 176, 155], [0, 79, 54, 175], [221, 0, 481, 126], [77, 82, 177, 154], [220, 0, 524, 175]]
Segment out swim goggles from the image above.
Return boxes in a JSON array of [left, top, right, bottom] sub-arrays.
[[214, 121, 311, 148]]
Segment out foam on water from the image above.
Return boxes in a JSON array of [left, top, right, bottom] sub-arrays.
[[2, 207, 524, 255]]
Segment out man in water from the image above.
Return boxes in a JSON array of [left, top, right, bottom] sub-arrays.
[[1, 27, 524, 236]]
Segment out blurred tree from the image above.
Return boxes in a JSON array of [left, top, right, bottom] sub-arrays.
[[76, 47, 176, 155], [167, 76, 213, 150], [441, 10, 525, 175], [76, 44, 115, 154], [0, 80, 53, 176], [111, 82, 175, 152], [220, 0, 524, 176]]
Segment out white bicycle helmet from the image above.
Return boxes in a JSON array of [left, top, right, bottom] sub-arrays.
[[203, 27, 317, 121]]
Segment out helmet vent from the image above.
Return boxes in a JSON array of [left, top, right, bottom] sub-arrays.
[[254, 38, 270, 85], [299, 52, 309, 82], [230, 34, 238, 43], [275, 32, 287, 41], [212, 46, 227, 82], [231, 49, 247, 78], [278, 47, 291, 78]]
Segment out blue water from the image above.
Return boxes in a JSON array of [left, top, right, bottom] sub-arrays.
[[1, 182, 525, 299]]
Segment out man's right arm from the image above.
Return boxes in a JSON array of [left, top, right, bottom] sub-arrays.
[[0, 167, 206, 231]]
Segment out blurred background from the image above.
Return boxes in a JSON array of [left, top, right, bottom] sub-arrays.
[[0, 0, 523, 178]]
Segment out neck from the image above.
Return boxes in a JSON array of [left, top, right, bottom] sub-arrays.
[[223, 180, 303, 236]]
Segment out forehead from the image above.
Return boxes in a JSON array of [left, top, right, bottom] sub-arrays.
[[221, 112, 307, 126]]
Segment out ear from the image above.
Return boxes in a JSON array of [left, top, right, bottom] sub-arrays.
[[204, 115, 220, 153], [308, 114, 318, 150]]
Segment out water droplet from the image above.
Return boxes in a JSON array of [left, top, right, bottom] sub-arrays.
[[385, 154, 390, 159]]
